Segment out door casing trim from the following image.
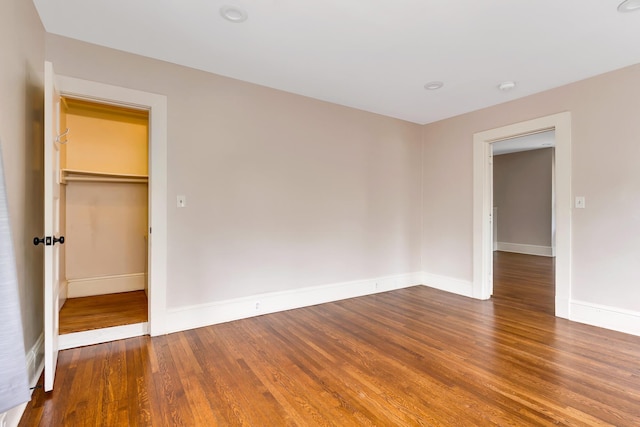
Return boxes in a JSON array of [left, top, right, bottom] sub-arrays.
[[472, 112, 572, 318], [57, 75, 168, 335]]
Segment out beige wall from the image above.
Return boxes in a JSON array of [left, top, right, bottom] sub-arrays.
[[493, 148, 553, 248], [45, 35, 423, 307], [63, 99, 148, 175], [61, 100, 148, 283], [65, 182, 148, 279], [422, 63, 640, 311], [0, 1, 45, 354]]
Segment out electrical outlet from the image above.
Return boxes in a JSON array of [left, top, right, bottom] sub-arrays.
[[255, 302, 261, 310]]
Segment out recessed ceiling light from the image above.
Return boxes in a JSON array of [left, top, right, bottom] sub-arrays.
[[497, 81, 516, 92], [424, 81, 444, 90], [618, 0, 640, 12], [220, 5, 248, 23]]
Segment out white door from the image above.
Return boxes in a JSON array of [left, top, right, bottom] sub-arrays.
[[42, 61, 64, 392]]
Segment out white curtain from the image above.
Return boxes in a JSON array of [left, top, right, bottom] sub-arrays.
[[0, 144, 30, 413]]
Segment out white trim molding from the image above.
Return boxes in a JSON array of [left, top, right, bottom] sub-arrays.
[[422, 273, 474, 298], [67, 273, 146, 298], [25, 333, 44, 391], [1, 402, 25, 427], [496, 243, 555, 257], [166, 272, 423, 334], [58, 323, 149, 350], [56, 74, 168, 336], [1, 334, 45, 427], [570, 300, 640, 337]]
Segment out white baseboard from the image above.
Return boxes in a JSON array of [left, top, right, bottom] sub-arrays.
[[60, 280, 68, 305], [166, 272, 423, 334], [67, 273, 146, 298], [25, 333, 44, 390], [58, 322, 149, 350], [570, 300, 640, 337], [422, 272, 474, 298], [2, 402, 26, 427], [496, 242, 554, 257], [1, 333, 45, 427]]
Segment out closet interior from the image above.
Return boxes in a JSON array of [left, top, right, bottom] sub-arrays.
[[57, 97, 149, 337]]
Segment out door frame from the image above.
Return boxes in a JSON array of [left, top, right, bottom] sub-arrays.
[[472, 112, 572, 318], [56, 75, 168, 335]]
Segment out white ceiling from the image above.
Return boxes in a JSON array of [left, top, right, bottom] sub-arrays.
[[32, 0, 640, 124], [492, 130, 555, 156]]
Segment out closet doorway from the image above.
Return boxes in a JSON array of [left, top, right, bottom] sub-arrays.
[[57, 98, 150, 347]]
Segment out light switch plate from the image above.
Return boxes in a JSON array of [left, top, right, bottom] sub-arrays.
[[177, 195, 187, 208], [575, 196, 585, 209]]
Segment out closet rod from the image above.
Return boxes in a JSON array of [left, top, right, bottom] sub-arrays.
[[64, 176, 148, 184]]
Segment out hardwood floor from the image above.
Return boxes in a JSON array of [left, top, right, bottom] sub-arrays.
[[59, 291, 148, 334], [493, 251, 555, 314], [21, 284, 640, 426]]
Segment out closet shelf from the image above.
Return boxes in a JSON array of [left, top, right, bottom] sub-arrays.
[[61, 169, 148, 184]]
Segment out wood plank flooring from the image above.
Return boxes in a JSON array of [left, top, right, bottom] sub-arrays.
[[493, 251, 555, 314], [21, 261, 640, 425], [59, 291, 148, 334]]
